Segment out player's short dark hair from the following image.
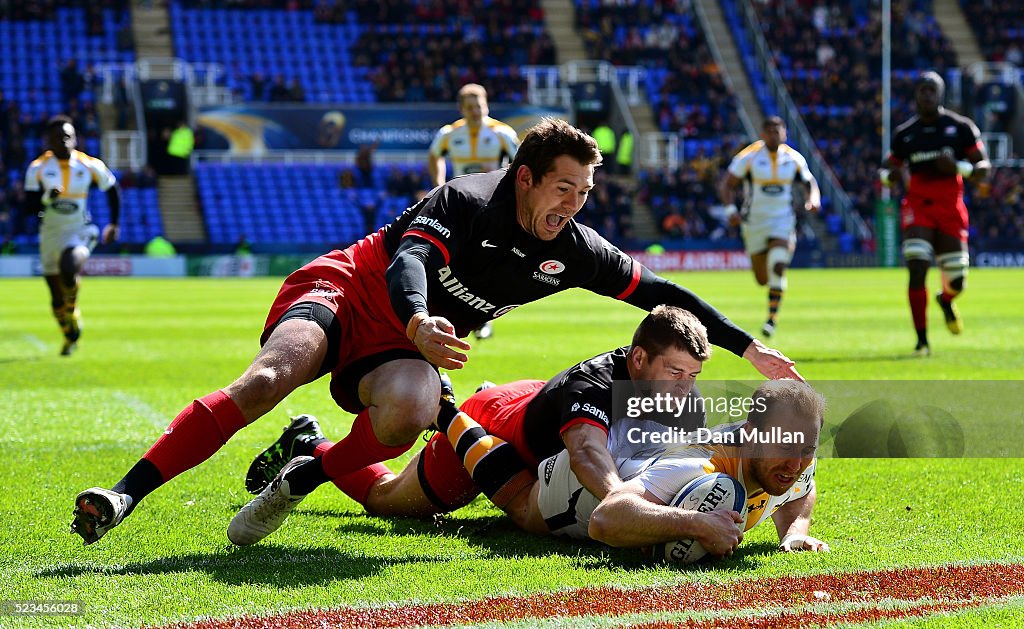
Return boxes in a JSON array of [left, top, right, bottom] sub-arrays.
[[762, 116, 785, 130], [746, 380, 826, 429], [510, 118, 602, 182], [45, 114, 75, 134], [915, 70, 945, 96], [631, 305, 711, 362]]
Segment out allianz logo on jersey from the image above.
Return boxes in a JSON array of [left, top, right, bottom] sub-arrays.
[[411, 215, 451, 239], [437, 265, 496, 313], [909, 149, 943, 163]]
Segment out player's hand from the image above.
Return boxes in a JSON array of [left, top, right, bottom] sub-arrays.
[[48, 187, 63, 200], [936, 148, 958, 176], [723, 204, 742, 227], [411, 316, 472, 370], [743, 339, 802, 380], [696, 510, 744, 557], [102, 223, 119, 245], [804, 199, 820, 213], [779, 533, 830, 552]]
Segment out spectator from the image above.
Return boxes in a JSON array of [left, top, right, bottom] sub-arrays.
[[165, 121, 195, 175], [60, 59, 85, 106]]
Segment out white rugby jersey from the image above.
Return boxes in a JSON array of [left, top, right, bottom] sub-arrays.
[[24, 150, 116, 229], [428, 116, 519, 177], [610, 420, 816, 532], [726, 141, 813, 221]]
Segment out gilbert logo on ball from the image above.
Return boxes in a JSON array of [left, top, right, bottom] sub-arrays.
[[656, 473, 746, 564]]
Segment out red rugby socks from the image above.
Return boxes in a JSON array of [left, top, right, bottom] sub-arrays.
[[143, 390, 249, 483], [318, 410, 413, 485]]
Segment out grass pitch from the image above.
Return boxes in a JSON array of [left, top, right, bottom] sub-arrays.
[[1, 268, 1022, 627]]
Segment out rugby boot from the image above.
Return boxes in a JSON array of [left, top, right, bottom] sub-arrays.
[[60, 308, 82, 356], [229, 456, 312, 546], [70, 487, 130, 545], [245, 415, 324, 495], [935, 293, 963, 335]]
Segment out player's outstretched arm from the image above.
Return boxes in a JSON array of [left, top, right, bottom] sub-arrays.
[[771, 483, 829, 552], [388, 239, 471, 369], [804, 176, 821, 213], [742, 339, 802, 381], [625, 269, 800, 379], [427, 153, 446, 189], [102, 184, 122, 244], [588, 481, 743, 553], [563, 423, 621, 501]]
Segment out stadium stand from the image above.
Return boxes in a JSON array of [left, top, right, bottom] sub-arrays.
[[574, 0, 743, 139], [743, 1, 957, 243], [0, 3, 165, 248], [195, 162, 428, 247], [959, 0, 1024, 64], [4, 1, 1019, 254], [572, 0, 752, 242], [170, 0, 550, 104]]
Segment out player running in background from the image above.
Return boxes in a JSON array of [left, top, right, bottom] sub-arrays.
[[24, 115, 121, 356], [880, 71, 990, 357], [72, 119, 797, 546], [719, 116, 820, 338], [427, 83, 520, 340]]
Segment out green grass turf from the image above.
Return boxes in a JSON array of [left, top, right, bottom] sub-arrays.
[[1, 268, 1023, 627]]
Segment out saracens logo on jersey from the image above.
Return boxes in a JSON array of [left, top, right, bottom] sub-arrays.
[[539, 260, 566, 274], [533, 259, 566, 286]]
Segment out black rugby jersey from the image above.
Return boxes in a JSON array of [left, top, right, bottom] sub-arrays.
[[522, 347, 706, 461], [891, 110, 983, 202], [381, 169, 753, 353], [382, 169, 635, 336]]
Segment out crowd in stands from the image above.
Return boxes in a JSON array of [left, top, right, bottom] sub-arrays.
[[6, 0, 1021, 254], [752, 1, 958, 243], [246, 73, 307, 102], [348, 0, 554, 103], [0, 0, 129, 23], [575, 0, 743, 139], [959, 0, 1024, 64], [969, 166, 1024, 250]]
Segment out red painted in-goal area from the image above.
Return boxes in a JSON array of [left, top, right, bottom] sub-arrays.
[[165, 563, 1023, 629]]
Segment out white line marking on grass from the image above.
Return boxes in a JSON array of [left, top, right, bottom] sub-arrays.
[[111, 391, 168, 429], [21, 334, 49, 352]]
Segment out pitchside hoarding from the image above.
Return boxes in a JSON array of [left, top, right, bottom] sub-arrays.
[[196, 104, 569, 154]]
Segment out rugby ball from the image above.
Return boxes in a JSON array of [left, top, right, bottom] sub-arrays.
[[654, 473, 746, 564]]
